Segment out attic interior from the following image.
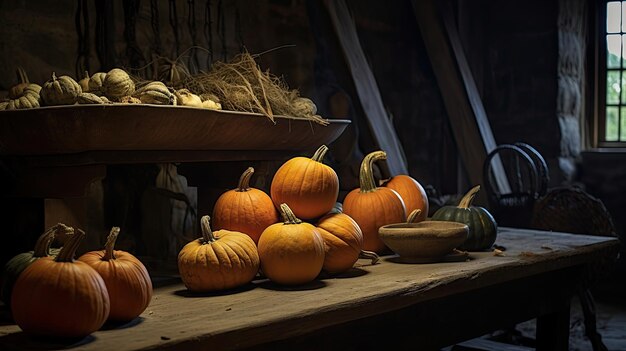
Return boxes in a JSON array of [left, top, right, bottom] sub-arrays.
[[0, 0, 624, 350]]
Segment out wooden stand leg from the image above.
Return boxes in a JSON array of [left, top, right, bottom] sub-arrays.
[[536, 299, 571, 351], [44, 180, 106, 255]]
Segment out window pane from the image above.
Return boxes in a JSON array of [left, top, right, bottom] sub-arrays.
[[622, 71, 626, 104], [607, 70, 621, 104], [608, 2, 621, 33], [623, 34, 626, 67], [623, 1, 626, 32], [608, 35, 622, 68], [622, 107, 626, 140], [606, 106, 619, 141]]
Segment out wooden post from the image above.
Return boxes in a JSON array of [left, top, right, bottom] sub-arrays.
[[411, 0, 510, 196], [326, 0, 409, 176]]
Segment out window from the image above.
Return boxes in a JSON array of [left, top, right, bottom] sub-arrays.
[[598, 1, 626, 145]]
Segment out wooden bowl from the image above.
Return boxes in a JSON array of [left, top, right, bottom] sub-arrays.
[[379, 220, 469, 262]]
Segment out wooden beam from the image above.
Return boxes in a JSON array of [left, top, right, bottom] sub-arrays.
[[325, 0, 408, 176], [412, 0, 510, 194]]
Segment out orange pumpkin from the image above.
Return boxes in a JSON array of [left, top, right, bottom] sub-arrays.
[[11, 229, 110, 338], [258, 203, 325, 285], [213, 167, 279, 243], [383, 174, 429, 222], [178, 215, 260, 292], [1, 223, 73, 306], [316, 212, 363, 274], [343, 151, 406, 253], [270, 145, 339, 220], [79, 227, 152, 322]]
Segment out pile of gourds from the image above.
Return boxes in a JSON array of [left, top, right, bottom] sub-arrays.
[[0, 223, 153, 339], [177, 145, 433, 290], [0, 67, 222, 110]]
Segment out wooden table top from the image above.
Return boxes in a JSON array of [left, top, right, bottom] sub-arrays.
[[0, 228, 620, 351]]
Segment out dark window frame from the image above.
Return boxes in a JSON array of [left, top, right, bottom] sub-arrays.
[[596, 0, 626, 146]]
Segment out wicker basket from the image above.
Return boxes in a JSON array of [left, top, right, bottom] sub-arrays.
[[530, 186, 617, 237]]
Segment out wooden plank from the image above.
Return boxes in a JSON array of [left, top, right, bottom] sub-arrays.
[[325, 0, 408, 176], [0, 229, 619, 351], [411, 0, 510, 194]]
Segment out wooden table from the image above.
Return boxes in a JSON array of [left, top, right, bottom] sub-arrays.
[[0, 228, 620, 351]]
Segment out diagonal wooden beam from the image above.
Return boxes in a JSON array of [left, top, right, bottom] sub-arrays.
[[325, 0, 409, 176], [412, 0, 510, 194]]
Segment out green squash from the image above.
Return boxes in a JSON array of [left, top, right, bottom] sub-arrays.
[[431, 185, 497, 251], [0, 223, 72, 305]]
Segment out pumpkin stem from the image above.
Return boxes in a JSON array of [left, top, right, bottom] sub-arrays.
[[458, 185, 481, 209], [83, 70, 90, 80], [407, 209, 422, 223], [200, 215, 217, 243], [103, 227, 121, 261], [16, 67, 29, 84], [55, 228, 86, 263], [237, 167, 254, 192], [359, 250, 380, 265], [360, 151, 386, 193], [279, 203, 302, 224], [33, 223, 74, 257], [51, 72, 58, 82], [311, 145, 329, 163]]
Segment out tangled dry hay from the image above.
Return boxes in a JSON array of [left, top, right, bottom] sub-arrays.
[[183, 52, 327, 124]]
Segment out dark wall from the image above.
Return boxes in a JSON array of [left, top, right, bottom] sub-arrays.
[[459, 0, 561, 182]]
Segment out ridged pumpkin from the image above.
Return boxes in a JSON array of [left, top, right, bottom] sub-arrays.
[[212, 167, 279, 243], [383, 174, 429, 222], [343, 151, 406, 253], [11, 229, 110, 338], [431, 185, 498, 251], [316, 213, 362, 274], [270, 145, 339, 220], [103, 68, 135, 100], [178, 216, 260, 292], [40, 72, 82, 106], [8, 67, 41, 100], [0, 223, 73, 306], [258, 204, 325, 285], [79, 227, 152, 322]]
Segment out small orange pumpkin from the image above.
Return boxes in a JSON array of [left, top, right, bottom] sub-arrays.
[[343, 151, 406, 253], [212, 167, 279, 243], [383, 174, 429, 222], [315, 212, 379, 273], [79, 227, 152, 322], [258, 203, 325, 285], [270, 145, 339, 220], [11, 229, 110, 338], [178, 215, 260, 292]]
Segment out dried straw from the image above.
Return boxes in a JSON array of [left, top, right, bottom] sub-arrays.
[[186, 52, 327, 125]]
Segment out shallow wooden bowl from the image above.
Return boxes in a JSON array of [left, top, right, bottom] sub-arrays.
[[379, 220, 469, 261]]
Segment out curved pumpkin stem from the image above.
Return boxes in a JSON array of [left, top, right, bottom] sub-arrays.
[[406, 209, 422, 223], [200, 215, 217, 243], [237, 167, 254, 192], [103, 227, 121, 261], [16, 67, 29, 84], [359, 151, 386, 193], [82, 70, 90, 80], [359, 250, 380, 265], [55, 228, 85, 263], [458, 185, 481, 209], [311, 145, 329, 163], [33, 223, 74, 257], [279, 203, 302, 225]]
